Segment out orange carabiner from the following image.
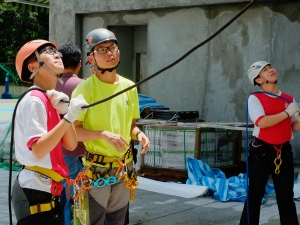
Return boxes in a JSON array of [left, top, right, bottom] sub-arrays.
[[115, 158, 126, 176]]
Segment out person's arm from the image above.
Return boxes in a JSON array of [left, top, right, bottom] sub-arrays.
[[130, 119, 150, 154], [292, 120, 300, 132], [61, 122, 78, 150], [257, 112, 289, 128], [292, 110, 300, 132], [249, 95, 298, 128], [32, 119, 77, 159], [73, 120, 129, 152]]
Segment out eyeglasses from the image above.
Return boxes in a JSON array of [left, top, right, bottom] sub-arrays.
[[93, 44, 118, 54], [39, 46, 62, 57]]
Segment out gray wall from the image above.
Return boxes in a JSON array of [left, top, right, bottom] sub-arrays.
[[49, 1, 300, 158]]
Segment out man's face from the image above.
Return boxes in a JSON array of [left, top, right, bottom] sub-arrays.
[[260, 65, 277, 81], [90, 41, 120, 69], [38, 46, 64, 75]]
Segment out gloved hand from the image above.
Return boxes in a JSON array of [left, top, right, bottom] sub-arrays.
[[295, 112, 300, 122], [46, 90, 69, 114], [285, 102, 300, 117], [64, 94, 88, 123]]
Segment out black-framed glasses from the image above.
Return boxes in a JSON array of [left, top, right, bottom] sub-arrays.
[[39, 46, 62, 57], [93, 44, 118, 54]]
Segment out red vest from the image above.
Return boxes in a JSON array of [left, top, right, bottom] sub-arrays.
[[253, 92, 293, 145]]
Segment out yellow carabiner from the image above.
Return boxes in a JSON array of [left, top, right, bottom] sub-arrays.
[[274, 157, 282, 174]]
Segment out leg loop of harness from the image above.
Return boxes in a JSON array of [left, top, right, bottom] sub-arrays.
[[30, 200, 55, 214], [274, 145, 282, 174], [22, 166, 63, 215]]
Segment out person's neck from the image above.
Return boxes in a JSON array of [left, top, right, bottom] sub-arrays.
[[33, 81, 55, 91], [96, 70, 118, 84], [261, 84, 279, 94], [64, 68, 78, 75]]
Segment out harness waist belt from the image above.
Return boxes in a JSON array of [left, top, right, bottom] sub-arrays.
[[254, 138, 289, 148], [30, 200, 55, 215], [85, 149, 133, 165], [24, 166, 64, 182], [86, 168, 110, 181]]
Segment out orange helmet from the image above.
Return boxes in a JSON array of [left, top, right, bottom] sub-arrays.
[[15, 40, 57, 83]]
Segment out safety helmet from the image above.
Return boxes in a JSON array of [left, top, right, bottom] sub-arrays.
[[84, 28, 118, 54], [247, 61, 270, 86], [16, 39, 57, 83]]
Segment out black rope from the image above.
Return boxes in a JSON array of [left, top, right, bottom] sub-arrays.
[[82, 0, 259, 109]]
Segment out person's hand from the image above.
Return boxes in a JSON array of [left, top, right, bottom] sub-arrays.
[[137, 131, 150, 154], [102, 131, 130, 153], [285, 102, 299, 117], [46, 90, 69, 114], [64, 94, 88, 123], [295, 112, 300, 122]]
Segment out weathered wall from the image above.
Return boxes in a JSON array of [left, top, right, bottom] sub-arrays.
[[49, 1, 300, 157]]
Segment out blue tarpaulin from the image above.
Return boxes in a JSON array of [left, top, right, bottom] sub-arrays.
[[138, 94, 168, 114], [186, 157, 275, 202]]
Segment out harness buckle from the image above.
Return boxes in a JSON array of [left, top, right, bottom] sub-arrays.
[[36, 203, 41, 213]]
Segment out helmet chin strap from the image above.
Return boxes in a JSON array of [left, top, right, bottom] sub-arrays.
[[266, 80, 278, 84], [96, 61, 121, 74], [29, 50, 64, 84], [260, 75, 278, 85]]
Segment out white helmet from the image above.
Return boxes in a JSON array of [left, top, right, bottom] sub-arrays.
[[247, 61, 270, 86]]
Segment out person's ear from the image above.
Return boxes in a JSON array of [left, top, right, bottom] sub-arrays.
[[255, 76, 262, 85], [87, 55, 95, 64], [28, 62, 38, 73]]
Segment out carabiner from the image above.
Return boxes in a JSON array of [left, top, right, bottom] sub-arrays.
[[274, 157, 282, 174]]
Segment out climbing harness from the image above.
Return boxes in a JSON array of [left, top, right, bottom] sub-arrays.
[[83, 148, 139, 203], [60, 149, 139, 224]]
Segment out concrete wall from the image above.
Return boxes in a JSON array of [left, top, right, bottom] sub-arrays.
[[49, 1, 300, 157]]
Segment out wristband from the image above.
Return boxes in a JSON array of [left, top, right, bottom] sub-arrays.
[[63, 117, 72, 124], [136, 130, 142, 140], [284, 111, 289, 117]]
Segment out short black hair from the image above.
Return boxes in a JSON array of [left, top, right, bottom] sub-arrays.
[[58, 43, 82, 70]]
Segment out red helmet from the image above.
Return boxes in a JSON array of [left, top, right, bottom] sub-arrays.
[[15, 40, 57, 83]]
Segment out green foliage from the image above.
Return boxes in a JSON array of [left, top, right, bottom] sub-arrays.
[[0, 3, 49, 85]]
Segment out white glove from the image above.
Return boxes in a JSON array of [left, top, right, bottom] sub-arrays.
[[46, 90, 69, 114], [285, 102, 300, 117], [64, 94, 88, 123], [295, 112, 300, 122]]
